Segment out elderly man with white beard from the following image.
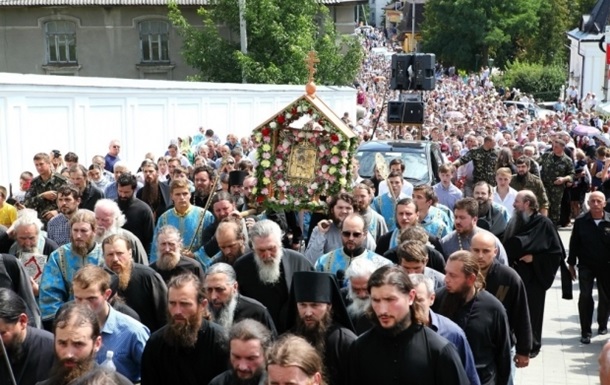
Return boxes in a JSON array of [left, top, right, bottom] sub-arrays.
[[340, 257, 376, 335], [93, 199, 148, 264], [205, 263, 277, 336], [234, 220, 313, 333], [149, 225, 206, 284]]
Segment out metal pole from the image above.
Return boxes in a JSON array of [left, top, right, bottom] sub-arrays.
[[411, 0, 415, 52], [239, 0, 247, 83], [0, 334, 18, 385]]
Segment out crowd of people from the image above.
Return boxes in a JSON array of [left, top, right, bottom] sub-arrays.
[[1, 27, 610, 385]]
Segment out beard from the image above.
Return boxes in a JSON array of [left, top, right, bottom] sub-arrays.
[[253, 249, 283, 285], [111, 260, 133, 291], [94, 226, 120, 244], [477, 200, 491, 216], [515, 172, 527, 183], [436, 283, 472, 321], [117, 195, 133, 211], [353, 201, 369, 214], [46, 350, 96, 385], [71, 238, 95, 258], [209, 293, 238, 330], [346, 287, 370, 318], [6, 333, 26, 366], [295, 309, 332, 355], [156, 252, 181, 271], [142, 181, 160, 208], [369, 308, 411, 336], [163, 309, 204, 349], [503, 210, 530, 242], [230, 366, 265, 385]]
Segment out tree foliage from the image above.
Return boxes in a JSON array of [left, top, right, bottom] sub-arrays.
[[493, 61, 567, 101], [168, 0, 363, 85]]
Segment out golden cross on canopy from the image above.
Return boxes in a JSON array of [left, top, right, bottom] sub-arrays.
[[305, 51, 320, 83]]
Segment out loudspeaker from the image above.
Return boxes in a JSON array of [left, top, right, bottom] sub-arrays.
[[386, 101, 424, 124], [412, 53, 436, 91], [390, 54, 412, 90]]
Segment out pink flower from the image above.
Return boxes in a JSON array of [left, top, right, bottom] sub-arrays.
[[262, 152, 271, 159], [275, 159, 283, 166], [340, 150, 348, 157], [263, 136, 271, 143], [330, 156, 340, 165], [261, 188, 269, 195], [264, 170, 272, 177]]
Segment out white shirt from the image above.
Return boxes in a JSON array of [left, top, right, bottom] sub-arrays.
[[492, 187, 518, 218], [378, 180, 413, 198]]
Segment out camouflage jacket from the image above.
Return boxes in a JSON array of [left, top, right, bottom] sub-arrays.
[[539, 152, 575, 188], [458, 147, 498, 186], [24, 173, 68, 221], [510, 173, 550, 209]]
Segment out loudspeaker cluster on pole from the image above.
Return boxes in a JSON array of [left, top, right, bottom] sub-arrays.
[[388, 53, 435, 125]]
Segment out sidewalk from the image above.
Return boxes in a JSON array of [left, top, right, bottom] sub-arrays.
[[514, 228, 603, 385]]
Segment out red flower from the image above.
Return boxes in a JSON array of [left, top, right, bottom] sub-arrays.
[[261, 127, 271, 136], [330, 133, 339, 142], [256, 195, 265, 204], [277, 115, 285, 124], [291, 107, 298, 115]]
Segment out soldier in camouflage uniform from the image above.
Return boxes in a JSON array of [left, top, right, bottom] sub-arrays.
[[453, 136, 498, 188], [538, 140, 574, 226], [510, 156, 549, 216], [23, 153, 68, 226]]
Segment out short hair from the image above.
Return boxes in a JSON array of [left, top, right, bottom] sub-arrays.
[[94, 199, 126, 228], [193, 165, 215, 180], [496, 167, 512, 177], [73, 264, 111, 294], [473, 181, 492, 195], [216, 218, 244, 241], [249, 219, 283, 247], [68, 164, 88, 177], [116, 173, 137, 189], [329, 192, 354, 213], [229, 319, 273, 353], [205, 129, 215, 137], [140, 159, 158, 171], [113, 161, 129, 172], [266, 334, 324, 381], [69, 209, 97, 231], [70, 367, 127, 385], [519, 190, 539, 211], [0, 186, 6, 199], [206, 262, 237, 285], [11, 212, 43, 234], [211, 191, 235, 207], [367, 265, 426, 324], [102, 234, 132, 253], [340, 213, 366, 233], [515, 156, 531, 167], [399, 225, 428, 244], [0, 288, 27, 324], [389, 158, 406, 172], [157, 225, 183, 246], [53, 302, 101, 339], [88, 163, 103, 173], [345, 257, 377, 280], [387, 170, 403, 180], [231, 148, 243, 157], [438, 164, 454, 174], [454, 198, 478, 218], [447, 250, 484, 290], [64, 152, 79, 163], [413, 185, 435, 202], [170, 178, 190, 194], [168, 273, 206, 304], [396, 240, 428, 263], [396, 197, 417, 212], [20, 171, 34, 180], [353, 183, 373, 196], [168, 144, 179, 151], [408, 273, 435, 297], [33, 153, 51, 163]]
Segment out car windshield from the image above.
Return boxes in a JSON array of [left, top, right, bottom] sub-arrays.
[[355, 150, 430, 185]]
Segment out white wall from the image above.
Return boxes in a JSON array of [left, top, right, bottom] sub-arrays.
[[568, 33, 606, 99], [0, 73, 356, 187]]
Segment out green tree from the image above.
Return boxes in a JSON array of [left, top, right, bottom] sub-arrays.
[[521, 0, 569, 65], [493, 60, 567, 101], [168, 0, 363, 85], [421, 0, 539, 70]]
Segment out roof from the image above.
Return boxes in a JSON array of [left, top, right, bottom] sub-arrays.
[[0, 0, 364, 5], [566, 27, 603, 42]]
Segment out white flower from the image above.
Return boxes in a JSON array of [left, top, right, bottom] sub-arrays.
[[270, 122, 277, 129]]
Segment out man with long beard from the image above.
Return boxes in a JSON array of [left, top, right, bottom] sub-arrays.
[[149, 225, 205, 284], [37, 302, 132, 385], [72, 265, 150, 383], [205, 262, 277, 336], [115, 173, 154, 254], [353, 183, 388, 240], [349, 265, 470, 385], [136, 160, 171, 221], [305, 193, 376, 264], [209, 319, 272, 385], [510, 156, 549, 217], [191, 165, 216, 209], [210, 218, 250, 265], [504, 190, 565, 358], [141, 273, 228, 385], [234, 220, 312, 333], [433, 251, 511, 385], [102, 234, 168, 332], [93, 199, 148, 264], [342, 257, 376, 335], [38, 209, 105, 330], [289, 271, 357, 385], [0, 288, 54, 385], [473, 182, 508, 239]]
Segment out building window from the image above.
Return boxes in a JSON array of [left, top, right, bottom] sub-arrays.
[[45, 21, 77, 64], [140, 20, 170, 63]]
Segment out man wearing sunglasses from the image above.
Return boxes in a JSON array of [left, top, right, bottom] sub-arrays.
[[314, 213, 391, 281], [104, 139, 121, 173]]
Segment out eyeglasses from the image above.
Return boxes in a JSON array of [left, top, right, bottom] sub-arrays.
[[112, 145, 120, 149], [341, 231, 363, 238]]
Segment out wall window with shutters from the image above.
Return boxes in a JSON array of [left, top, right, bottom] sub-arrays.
[[140, 20, 170, 63], [45, 20, 77, 65]]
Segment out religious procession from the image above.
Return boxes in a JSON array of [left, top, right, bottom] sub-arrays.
[[3, 4, 610, 385]]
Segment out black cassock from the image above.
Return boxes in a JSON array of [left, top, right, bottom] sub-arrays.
[[0, 327, 55, 385], [349, 323, 469, 385], [233, 294, 278, 337], [141, 320, 228, 385], [322, 324, 357, 385], [234, 249, 313, 333], [150, 256, 206, 284]]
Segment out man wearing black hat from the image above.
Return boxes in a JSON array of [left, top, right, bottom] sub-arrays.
[[228, 170, 247, 210], [289, 271, 357, 385]]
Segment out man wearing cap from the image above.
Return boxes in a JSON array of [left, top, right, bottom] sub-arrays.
[[228, 170, 247, 209], [289, 271, 357, 385], [538, 139, 574, 226]]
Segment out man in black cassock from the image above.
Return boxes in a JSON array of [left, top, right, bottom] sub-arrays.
[[234, 220, 313, 333], [341, 257, 376, 335], [471, 232, 532, 369], [504, 190, 564, 358], [141, 273, 228, 385], [149, 225, 205, 284], [288, 271, 357, 385], [102, 234, 168, 332], [115, 173, 155, 254], [349, 265, 470, 385], [474, 182, 507, 240], [206, 262, 277, 336], [434, 251, 511, 385]]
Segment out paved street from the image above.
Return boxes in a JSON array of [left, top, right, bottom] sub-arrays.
[[514, 227, 603, 385]]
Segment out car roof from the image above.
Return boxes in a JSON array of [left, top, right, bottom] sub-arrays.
[[357, 140, 431, 151]]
